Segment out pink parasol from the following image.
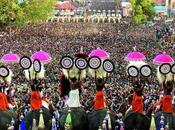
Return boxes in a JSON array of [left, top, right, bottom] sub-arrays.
[[124, 51, 146, 61], [89, 48, 109, 59], [153, 53, 174, 64], [1, 52, 20, 63], [31, 50, 52, 63]]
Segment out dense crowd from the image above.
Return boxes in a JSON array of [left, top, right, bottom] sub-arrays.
[[0, 20, 175, 119]]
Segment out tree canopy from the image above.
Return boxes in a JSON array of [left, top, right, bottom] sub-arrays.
[[0, 0, 56, 26], [130, 0, 156, 25]]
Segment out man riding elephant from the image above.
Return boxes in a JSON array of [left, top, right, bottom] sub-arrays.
[[59, 51, 88, 130], [87, 55, 117, 130], [87, 78, 117, 130], [18, 58, 52, 130], [24, 79, 52, 130], [124, 81, 151, 130], [59, 75, 88, 130], [0, 67, 16, 130], [124, 61, 151, 130], [153, 70, 175, 129]]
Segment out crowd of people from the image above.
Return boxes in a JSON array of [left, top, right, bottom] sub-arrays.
[[0, 19, 175, 127]]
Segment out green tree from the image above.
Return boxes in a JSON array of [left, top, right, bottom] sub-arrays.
[[0, 0, 23, 25], [0, 0, 56, 26], [131, 0, 155, 25]]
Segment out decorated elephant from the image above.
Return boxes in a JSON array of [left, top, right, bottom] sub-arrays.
[[24, 107, 52, 130], [0, 66, 17, 129], [59, 107, 88, 130], [153, 67, 175, 129], [124, 112, 151, 130], [87, 109, 117, 130], [124, 61, 153, 130], [0, 110, 16, 130], [18, 56, 53, 129]]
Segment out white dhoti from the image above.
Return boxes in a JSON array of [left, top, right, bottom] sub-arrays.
[[65, 89, 81, 107]]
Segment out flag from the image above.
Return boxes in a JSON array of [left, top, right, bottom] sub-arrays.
[[19, 119, 26, 130], [120, 124, 124, 130], [119, 120, 124, 130], [52, 116, 57, 130], [157, 121, 165, 130]]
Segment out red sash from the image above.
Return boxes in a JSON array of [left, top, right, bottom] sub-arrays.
[[94, 91, 106, 110], [132, 92, 143, 113], [161, 95, 172, 113], [0, 92, 9, 110], [30, 91, 42, 110]]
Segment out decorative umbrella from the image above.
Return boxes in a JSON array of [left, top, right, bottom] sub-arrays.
[[1, 52, 20, 63], [124, 51, 146, 61], [31, 50, 52, 63], [153, 52, 174, 65], [89, 48, 109, 59]]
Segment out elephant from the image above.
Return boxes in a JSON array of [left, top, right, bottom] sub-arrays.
[[124, 112, 151, 130], [87, 109, 117, 130], [59, 107, 88, 130], [24, 107, 52, 130], [0, 109, 16, 130], [154, 111, 175, 129]]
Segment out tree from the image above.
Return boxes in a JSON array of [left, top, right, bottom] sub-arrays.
[[0, 0, 23, 25], [0, 0, 56, 26], [130, 0, 155, 25]]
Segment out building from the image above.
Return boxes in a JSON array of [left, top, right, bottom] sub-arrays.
[[89, 0, 116, 13], [154, 0, 175, 15], [154, 0, 166, 5], [169, 0, 175, 14], [121, 1, 131, 17], [154, 5, 167, 15]]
